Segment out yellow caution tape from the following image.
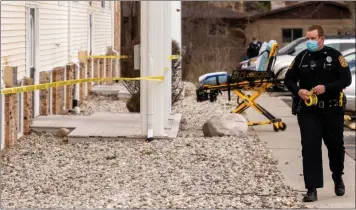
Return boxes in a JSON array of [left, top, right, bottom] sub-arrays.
[[168, 55, 180, 60], [87, 55, 130, 59], [79, 55, 181, 60], [305, 94, 318, 106], [305, 90, 318, 106], [1, 76, 164, 95]]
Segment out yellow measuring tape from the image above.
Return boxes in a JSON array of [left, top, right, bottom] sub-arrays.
[[339, 92, 344, 107], [1, 76, 164, 95]]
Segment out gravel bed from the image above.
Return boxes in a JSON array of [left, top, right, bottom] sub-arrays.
[[0, 82, 306, 209], [79, 94, 128, 116]]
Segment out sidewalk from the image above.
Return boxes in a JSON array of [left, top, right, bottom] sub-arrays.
[[245, 94, 355, 208]]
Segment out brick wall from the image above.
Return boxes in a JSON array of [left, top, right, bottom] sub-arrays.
[[80, 62, 86, 102], [5, 94, 17, 147], [105, 58, 112, 84], [1, 54, 111, 149], [40, 72, 50, 115], [87, 58, 93, 92], [23, 78, 33, 135], [66, 64, 74, 109], [94, 58, 99, 85], [100, 58, 105, 85], [52, 67, 65, 114]]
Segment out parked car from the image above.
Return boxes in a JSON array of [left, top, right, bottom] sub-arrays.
[[343, 48, 356, 69], [240, 36, 356, 79], [344, 65, 355, 113]]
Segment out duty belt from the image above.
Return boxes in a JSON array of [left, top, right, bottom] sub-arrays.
[[304, 91, 346, 109], [314, 99, 342, 109]]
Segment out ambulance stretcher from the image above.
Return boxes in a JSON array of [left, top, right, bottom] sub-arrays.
[[195, 42, 288, 132]]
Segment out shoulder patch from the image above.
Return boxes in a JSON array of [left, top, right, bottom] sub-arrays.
[[288, 59, 295, 70], [338, 55, 348, 67]]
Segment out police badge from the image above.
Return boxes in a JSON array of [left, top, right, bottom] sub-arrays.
[[338, 55, 348, 67], [326, 56, 332, 63]]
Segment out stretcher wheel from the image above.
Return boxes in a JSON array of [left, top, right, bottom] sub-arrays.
[[273, 123, 279, 132], [279, 122, 287, 131]]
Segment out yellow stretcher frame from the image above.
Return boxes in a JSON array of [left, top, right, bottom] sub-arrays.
[[199, 42, 286, 132]]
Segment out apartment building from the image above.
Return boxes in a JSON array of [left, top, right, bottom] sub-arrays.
[[0, 1, 120, 149]]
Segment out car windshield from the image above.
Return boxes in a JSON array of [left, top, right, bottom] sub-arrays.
[[278, 37, 306, 54], [345, 52, 355, 62], [291, 41, 307, 56]]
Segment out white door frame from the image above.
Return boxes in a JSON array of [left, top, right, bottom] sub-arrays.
[[26, 4, 40, 118]]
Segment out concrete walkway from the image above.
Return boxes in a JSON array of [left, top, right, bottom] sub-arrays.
[[245, 94, 355, 208], [31, 112, 181, 143]]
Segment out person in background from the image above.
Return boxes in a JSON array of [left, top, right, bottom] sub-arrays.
[[247, 37, 262, 58]]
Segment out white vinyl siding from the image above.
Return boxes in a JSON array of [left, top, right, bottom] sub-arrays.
[[1, 0, 113, 76], [71, 2, 89, 59], [1, 1, 27, 79], [38, 1, 68, 72]]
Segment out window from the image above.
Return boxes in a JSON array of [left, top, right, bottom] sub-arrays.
[[208, 24, 227, 36], [282, 28, 303, 43], [101, 1, 105, 8]]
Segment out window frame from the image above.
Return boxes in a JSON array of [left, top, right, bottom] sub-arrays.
[[282, 28, 303, 43]]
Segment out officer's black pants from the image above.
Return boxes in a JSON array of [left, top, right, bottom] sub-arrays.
[[297, 110, 345, 189]]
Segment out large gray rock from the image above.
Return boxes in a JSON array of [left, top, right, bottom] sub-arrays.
[[203, 114, 248, 137]]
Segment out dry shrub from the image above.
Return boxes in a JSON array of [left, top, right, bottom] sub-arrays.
[[124, 40, 184, 112]]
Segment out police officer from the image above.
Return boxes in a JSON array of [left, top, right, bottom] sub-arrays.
[[247, 37, 262, 58], [284, 25, 352, 202]]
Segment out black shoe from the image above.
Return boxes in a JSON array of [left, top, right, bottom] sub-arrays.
[[303, 188, 318, 202], [332, 173, 345, 196]]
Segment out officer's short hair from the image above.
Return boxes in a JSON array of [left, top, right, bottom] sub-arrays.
[[307, 25, 324, 37]]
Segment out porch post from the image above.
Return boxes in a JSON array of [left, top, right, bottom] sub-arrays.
[[140, 1, 148, 136], [151, 1, 165, 136], [164, 1, 172, 128]]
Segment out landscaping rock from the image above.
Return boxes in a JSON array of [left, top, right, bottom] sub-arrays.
[[203, 113, 248, 137]]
